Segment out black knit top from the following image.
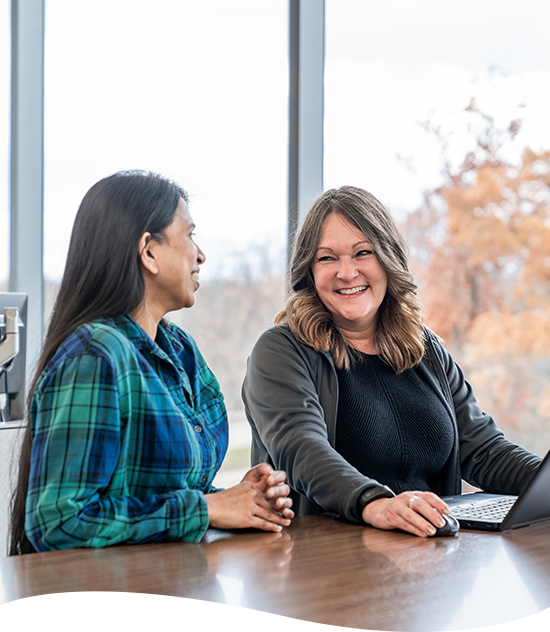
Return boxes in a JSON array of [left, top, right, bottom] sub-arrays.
[[335, 353, 454, 494]]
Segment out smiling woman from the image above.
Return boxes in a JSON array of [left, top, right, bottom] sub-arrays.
[[242, 185, 541, 539], [9, 170, 293, 555], [276, 186, 425, 371]]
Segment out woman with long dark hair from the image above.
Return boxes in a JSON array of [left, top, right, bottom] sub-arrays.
[[9, 170, 292, 554]]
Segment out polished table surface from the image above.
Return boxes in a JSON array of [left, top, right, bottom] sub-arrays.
[[1, 514, 550, 631]]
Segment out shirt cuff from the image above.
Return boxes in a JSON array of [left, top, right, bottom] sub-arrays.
[[355, 485, 396, 522]]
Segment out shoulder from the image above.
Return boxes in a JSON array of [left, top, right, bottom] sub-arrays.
[[254, 324, 296, 347], [422, 328, 453, 368], [253, 325, 317, 357], [421, 328, 468, 397], [67, 319, 139, 361], [33, 321, 129, 397], [42, 319, 143, 382], [249, 324, 331, 375]]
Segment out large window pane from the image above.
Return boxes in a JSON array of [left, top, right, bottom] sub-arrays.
[[326, 0, 550, 455], [45, 0, 288, 484]]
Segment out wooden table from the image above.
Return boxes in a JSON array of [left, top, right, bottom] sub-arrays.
[[1, 514, 550, 631]]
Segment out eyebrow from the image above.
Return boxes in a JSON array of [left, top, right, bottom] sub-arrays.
[[316, 240, 372, 252]]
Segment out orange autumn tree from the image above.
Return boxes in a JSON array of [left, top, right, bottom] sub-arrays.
[[404, 105, 550, 445]]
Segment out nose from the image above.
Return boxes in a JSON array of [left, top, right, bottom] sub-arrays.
[[336, 256, 357, 281], [196, 243, 206, 265]]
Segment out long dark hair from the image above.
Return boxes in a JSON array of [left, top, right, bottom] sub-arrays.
[[9, 170, 188, 555]]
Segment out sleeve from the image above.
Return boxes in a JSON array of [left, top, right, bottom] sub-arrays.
[[242, 328, 394, 523], [26, 353, 210, 551], [433, 336, 542, 495]]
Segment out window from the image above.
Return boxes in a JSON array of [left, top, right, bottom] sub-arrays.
[[326, 0, 550, 455], [44, 0, 288, 483]]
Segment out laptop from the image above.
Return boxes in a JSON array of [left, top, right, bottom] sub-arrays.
[[443, 448, 550, 531]]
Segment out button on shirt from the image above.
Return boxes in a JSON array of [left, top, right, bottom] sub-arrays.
[[26, 315, 228, 551]]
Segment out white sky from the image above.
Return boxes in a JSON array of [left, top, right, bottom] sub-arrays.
[[1, 0, 550, 283], [325, 0, 550, 216]]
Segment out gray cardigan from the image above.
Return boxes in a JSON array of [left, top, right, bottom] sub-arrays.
[[242, 325, 541, 523]]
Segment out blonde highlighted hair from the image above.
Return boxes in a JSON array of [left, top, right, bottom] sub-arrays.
[[276, 186, 425, 372]]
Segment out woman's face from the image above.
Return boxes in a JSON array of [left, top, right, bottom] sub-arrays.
[[150, 198, 206, 312], [311, 212, 387, 334]]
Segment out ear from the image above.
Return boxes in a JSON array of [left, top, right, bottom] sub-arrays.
[[138, 232, 159, 275]]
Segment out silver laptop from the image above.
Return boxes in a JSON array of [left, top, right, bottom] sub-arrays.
[[443, 449, 550, 531]]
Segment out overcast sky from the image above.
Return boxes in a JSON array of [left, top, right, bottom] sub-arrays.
[[1, 0, 550, 284]]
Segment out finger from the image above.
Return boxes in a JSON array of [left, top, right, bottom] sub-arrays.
[[265, 470, 287, 487], [250, 489, 277, 513], [399, 511, 437, 538], [250, 491, 293, 525], [248, 517, 284, 533], [252, 514, 291, 531], [253, 503, 292, 527], [393, 494, 438, 536], [266, 482, 291, 499], [272, 495, 293, 510], [269, 500, 294, 520], [376, 506, 431, 537], [409, 495, 448, 529], [241, 463, 273, 484], [417, 491, 450, 515], [256, 462, 274, 476], [417, 504, 446, 527], [240, 468, 259, 484]]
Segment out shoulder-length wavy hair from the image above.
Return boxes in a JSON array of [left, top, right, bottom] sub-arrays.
[[276, 186, 425, 371], [9, 170, 188, 555]]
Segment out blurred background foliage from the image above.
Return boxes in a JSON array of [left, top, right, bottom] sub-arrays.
[[405, 103, 550, 453]]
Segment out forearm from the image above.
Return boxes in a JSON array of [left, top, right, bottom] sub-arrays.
[[26, 488, 210, 551], [270, 417, 383, 520], [244, 329, 388, 522], [432, 334, 542, 493], [461, 432, 540, 494]]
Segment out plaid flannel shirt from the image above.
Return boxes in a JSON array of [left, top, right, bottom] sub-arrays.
[[26, 315, 228, 551]]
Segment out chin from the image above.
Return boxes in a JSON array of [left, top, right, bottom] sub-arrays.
[[183, 295, 196, 309], [166, 296, 195, 313]]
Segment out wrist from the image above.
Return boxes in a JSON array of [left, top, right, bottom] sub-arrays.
[[356, 485, 395, 522], [204, 492, 220, 527]]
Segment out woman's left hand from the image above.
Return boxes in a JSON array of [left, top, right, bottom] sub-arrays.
[[241, 464, 294, 520]]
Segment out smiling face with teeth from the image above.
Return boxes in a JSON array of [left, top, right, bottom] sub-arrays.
[[311, 212, 387, 340], [144, 198, 206, 317]]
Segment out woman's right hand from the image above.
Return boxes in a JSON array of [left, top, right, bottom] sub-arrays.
[[205, 482, 292, 533], [362, 491, 450, 538]]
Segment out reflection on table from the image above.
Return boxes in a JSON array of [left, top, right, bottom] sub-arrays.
[[1, 514, 550, 631]]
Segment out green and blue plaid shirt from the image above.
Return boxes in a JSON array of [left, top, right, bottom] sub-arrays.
[[26, 315, 228, 551]]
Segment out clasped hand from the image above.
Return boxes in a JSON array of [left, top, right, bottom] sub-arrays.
[[205, 463, 294, 533], [362, 491, 450, 538]]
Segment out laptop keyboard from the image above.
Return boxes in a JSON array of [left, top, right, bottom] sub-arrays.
[[450, 496, 517, 521]]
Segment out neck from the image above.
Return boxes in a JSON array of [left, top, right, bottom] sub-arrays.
[[130, 302, 162, 341], [339, 324, 378, 355]]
